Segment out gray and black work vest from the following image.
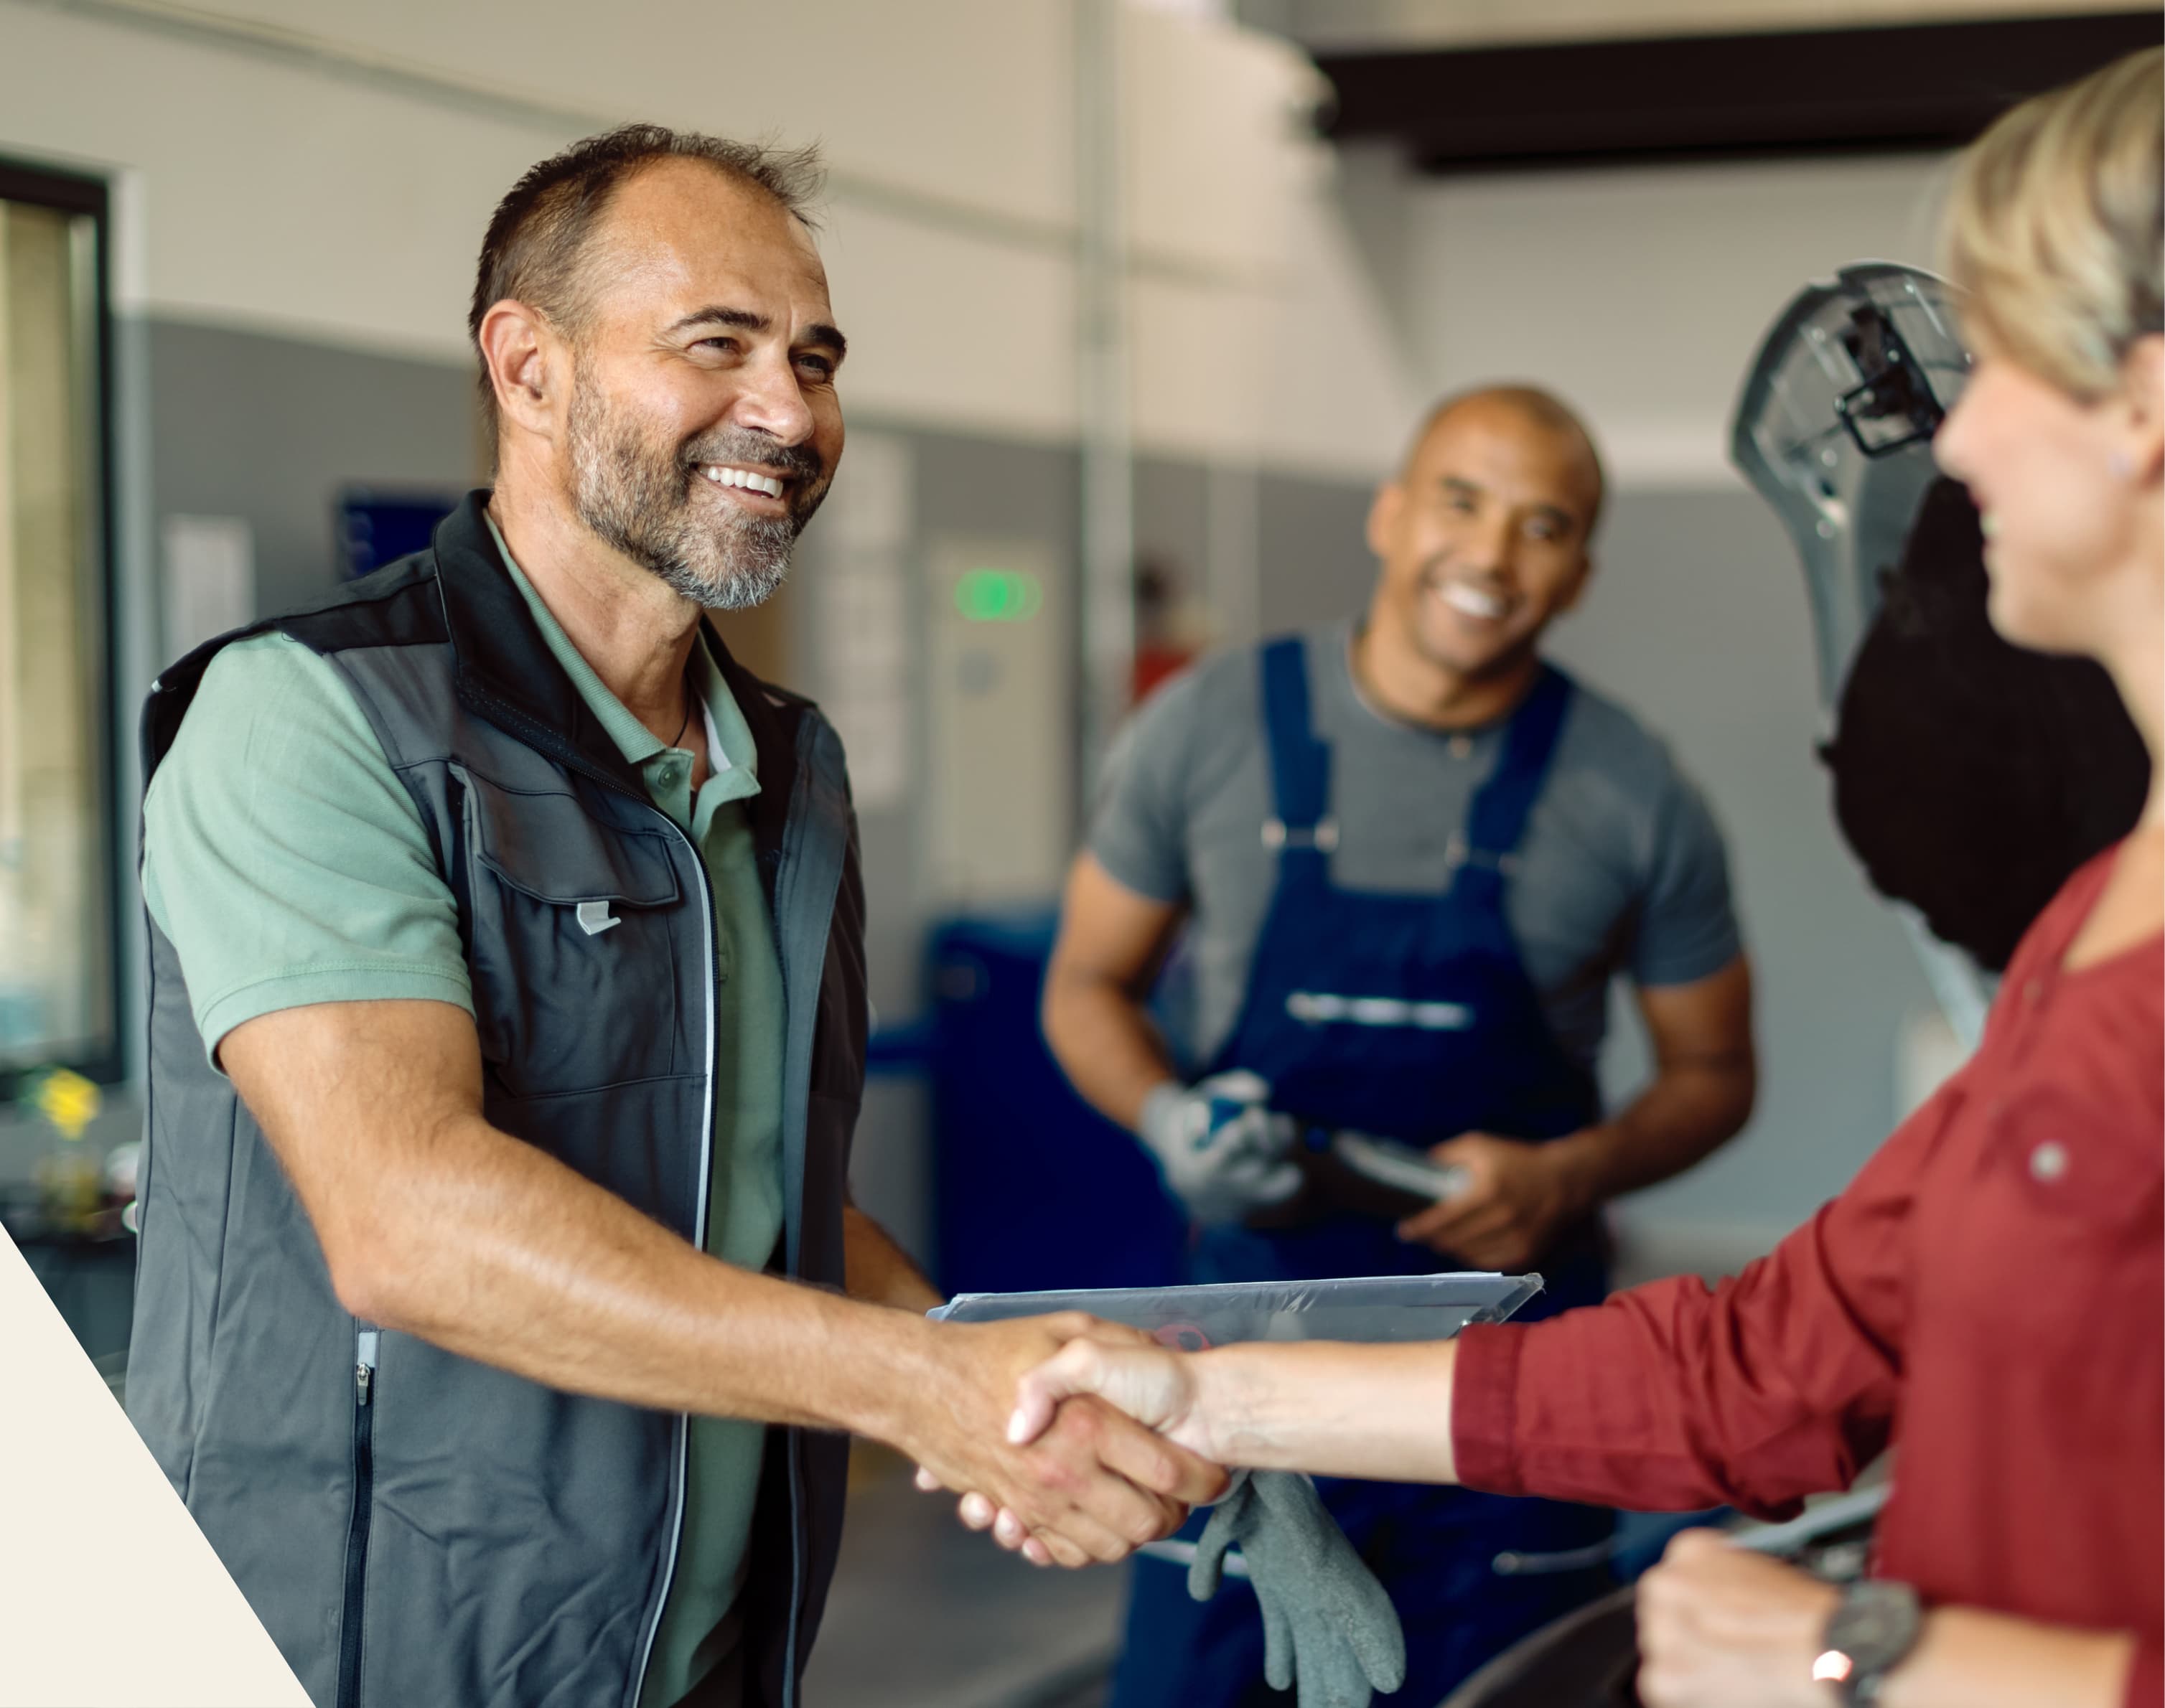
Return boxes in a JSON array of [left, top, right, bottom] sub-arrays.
[[127, 492, 864, 1708]]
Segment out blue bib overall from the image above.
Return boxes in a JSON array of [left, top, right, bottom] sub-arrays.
[[1110, 637, 1614, 1708]]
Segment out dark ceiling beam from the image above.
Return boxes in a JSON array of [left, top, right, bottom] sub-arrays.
[[1315, 11, 2164, 173]]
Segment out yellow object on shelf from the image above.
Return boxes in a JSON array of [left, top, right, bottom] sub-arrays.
[[30, 1067, 100, 1140]]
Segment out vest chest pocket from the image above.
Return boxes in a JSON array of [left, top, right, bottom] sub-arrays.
[[462, 772, 696, 1099]]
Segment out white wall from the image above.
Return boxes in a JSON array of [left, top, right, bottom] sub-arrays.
[[0, 0, 1418, 475], [1396, 152, 1955, 485]]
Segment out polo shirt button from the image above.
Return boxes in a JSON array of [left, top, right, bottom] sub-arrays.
[[2024, 979, 2046, 1005], [1449, 736, 1474, 760], [2029, 1140, 2069, 1183]]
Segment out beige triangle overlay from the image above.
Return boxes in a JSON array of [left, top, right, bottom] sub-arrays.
[[0, 1228, 308, 1707]]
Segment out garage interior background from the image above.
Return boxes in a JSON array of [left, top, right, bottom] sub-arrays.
[[0, 3, 2156, 1699]]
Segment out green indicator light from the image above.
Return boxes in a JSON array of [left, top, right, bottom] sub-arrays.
[[955, 568, 1044, 623]]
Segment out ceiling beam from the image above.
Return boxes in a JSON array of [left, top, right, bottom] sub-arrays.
[[1316, 10, 2162, 172]]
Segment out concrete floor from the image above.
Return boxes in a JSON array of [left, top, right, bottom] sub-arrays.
[[803, 1457, 1128, 1708]]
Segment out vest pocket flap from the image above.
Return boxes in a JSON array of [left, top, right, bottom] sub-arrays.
[[467, 774, 682, 908]]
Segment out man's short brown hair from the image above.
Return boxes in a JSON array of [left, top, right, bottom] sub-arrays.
[[468, 124, 824, 416]]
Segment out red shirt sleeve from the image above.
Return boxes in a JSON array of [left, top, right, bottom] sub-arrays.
[[1453, 1066, 1969, 1516]]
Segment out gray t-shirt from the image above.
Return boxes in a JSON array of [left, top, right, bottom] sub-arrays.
[[1089, 620, 1742, 1072]]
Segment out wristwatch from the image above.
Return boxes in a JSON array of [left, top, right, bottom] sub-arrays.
[[1813, 1579, 1922, 1704]]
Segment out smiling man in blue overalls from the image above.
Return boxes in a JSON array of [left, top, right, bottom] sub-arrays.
[[1043, 385, 1759, 1707]]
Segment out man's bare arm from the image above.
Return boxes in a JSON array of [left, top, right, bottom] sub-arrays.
[[1549, 955, 1758, 1204], [1400, 957, 1757, 1267], [220, 998, 1222, 1564], [1041, 853, 1189, 1130]]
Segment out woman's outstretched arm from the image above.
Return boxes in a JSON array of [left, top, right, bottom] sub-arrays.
[[1014, 1061, 1963, 1515]]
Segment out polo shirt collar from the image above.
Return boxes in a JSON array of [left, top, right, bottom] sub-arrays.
[[478, 510, 762, 813]]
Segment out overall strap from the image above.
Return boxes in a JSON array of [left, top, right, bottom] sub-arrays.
[[1456, 666, 1576, 879], [1258, 636, 1338, 861]]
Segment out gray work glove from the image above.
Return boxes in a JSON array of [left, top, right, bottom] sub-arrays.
[[1189, 1469, 1407, 1708], [1137, 1071, 1303, 1226]]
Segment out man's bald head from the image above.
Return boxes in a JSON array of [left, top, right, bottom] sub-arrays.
[[1402, 385, 1607, 535], [1362, 382, 1607, 706]]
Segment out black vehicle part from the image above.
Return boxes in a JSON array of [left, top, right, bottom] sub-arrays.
[[1824, 477, 2150, 970], [1731, 262, 2151, 998]]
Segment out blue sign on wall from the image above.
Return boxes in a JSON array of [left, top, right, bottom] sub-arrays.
[[337, 489, 461, 581]]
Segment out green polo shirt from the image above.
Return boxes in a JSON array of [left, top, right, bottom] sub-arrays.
[[141, 532, 787, 1708]]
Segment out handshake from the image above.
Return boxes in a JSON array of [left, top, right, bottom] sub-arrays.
[[898, 1313, 1408, 1708], [899, 1309, 1222, 1569]]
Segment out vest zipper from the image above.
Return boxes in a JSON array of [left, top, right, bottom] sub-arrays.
[[630, 817, 718, 1708], [337, 1325, 380, 1708]]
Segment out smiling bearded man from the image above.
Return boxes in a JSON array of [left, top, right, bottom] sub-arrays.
[[567, 372, 829, 610], [1037, 384, 1759, 1708], [127, 125, 1221, 1708]]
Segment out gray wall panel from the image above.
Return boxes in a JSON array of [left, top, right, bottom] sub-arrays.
[[147, 319, 479, 639], [1257, 471, 1379, 634], [1134, 456, 1209, 608], [1544, 487, 1934, 1234]]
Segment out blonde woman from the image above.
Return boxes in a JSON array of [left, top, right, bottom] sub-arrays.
[[1002, 48, 2165, 1708]]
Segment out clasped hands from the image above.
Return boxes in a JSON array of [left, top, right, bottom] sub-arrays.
[[920, 1325, 1848, 1708], [904, 1128, 1593, 1566], [903, 1312, 1227, 1568]]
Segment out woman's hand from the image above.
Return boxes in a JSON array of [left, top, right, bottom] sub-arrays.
[[1635, 1529, 1841, 1708], [1008, 1334, 1215, 1459], [910, 1318, 1226, 1567]]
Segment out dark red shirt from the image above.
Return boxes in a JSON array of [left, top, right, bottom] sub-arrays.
[[1454, 846, 2164, 1706]]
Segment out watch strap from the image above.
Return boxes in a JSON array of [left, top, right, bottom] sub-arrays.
[[1819, 1579, 1922, 1706]]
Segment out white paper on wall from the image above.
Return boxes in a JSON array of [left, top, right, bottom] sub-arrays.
[[160, 515, 255, 663]]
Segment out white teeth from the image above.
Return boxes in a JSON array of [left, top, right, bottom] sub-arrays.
[[701, 465, 785, 498], [1439, 583, 1508, 620]]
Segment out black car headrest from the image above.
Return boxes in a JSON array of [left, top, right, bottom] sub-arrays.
[[1823, 477, 2151, 971]]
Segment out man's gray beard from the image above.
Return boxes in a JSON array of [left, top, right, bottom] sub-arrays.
[[566, 378, 799, 612]]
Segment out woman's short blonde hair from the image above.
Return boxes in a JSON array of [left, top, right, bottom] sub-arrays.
[[1942, 47, 2164, 398]]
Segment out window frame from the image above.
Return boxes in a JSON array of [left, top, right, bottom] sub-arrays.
[[0, 159, 121, 1094]]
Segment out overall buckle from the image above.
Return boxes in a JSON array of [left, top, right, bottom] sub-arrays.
[[1444, 832, 1520, 876], [1261, 817, 1339, 851]]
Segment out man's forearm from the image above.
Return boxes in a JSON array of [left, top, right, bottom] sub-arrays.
[[327, 1107, 1228, 1565], [225, 1002, 935, 1441], [1548, 1056, 1754, 1213], [347, 1109, 942, 1440], [1042, 968, 1179, 1130], [844, 1203, 944, 1313]]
